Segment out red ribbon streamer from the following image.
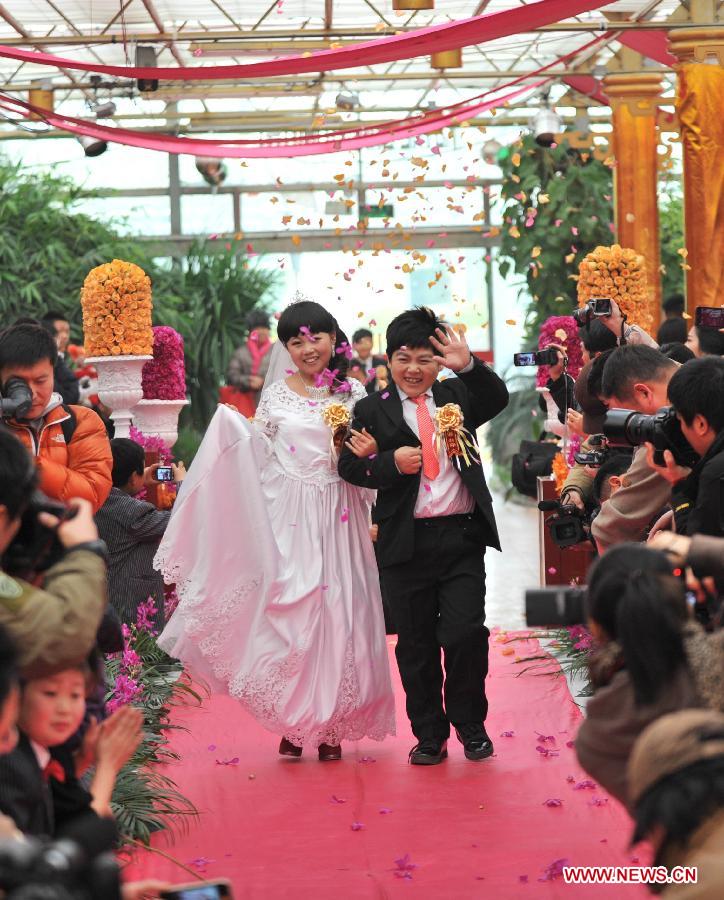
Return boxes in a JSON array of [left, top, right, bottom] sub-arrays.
[[0, 0, 607, 81], [1, 82, 541, 157], [0, 35, 607, 159]]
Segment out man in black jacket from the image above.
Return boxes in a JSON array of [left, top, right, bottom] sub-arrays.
[[339, 308, 508, 765]]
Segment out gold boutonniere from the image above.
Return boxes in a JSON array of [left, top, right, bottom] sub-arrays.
[[322, 402, 351, 452], [435, 403, 479, 468]]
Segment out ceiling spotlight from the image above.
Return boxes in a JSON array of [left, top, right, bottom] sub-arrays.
[[335, 92, 359, 111], [531, 94, 562, 147], [91, 100, 117, 119], [76, 134, 108, 157], [195, 157, 227, 187], [482, 139, 502, 165]]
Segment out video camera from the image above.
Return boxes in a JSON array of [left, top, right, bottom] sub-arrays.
[[602, 406, 699, 468], [572, 297, 612, 327], [538, 498, 591, 548], [525, 586, 587, 627], [513, 347, 560, 367], [0, 836, 121, 899], [0, 377, 32, 420], [573, 434, 610, 468], [2, 492, 78, 581]]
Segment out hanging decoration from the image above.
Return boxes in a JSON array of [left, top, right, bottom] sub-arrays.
[[0, 0, 607, 81], [0, 82, 540, 158]]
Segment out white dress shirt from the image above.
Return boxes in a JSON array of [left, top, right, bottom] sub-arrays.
[[397, 361, 476, 519]]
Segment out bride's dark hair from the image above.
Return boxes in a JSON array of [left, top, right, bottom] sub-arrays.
[[277, 300, 351, 388]]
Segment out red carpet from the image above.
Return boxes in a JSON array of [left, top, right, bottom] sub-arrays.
[[125, 633, 647, 898]]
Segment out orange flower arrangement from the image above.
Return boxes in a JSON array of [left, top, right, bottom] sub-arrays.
[[552, 451, 569, 495], [576, 244, 652, 333], [81, 259, 153, 357]]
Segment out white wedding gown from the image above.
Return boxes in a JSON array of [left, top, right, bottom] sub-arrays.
[[156, 378, 395, 748]]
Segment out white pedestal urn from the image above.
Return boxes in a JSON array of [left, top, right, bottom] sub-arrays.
[[130, 399, 190, 449], [85, 355, 152, 439]]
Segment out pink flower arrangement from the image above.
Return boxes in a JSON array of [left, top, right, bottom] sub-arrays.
[[107, 673, 142, 713], [142, 326, 186, 400], [136, 596, 159, 634], [536, 316, 584, 387], [566, 624, 594, 652]]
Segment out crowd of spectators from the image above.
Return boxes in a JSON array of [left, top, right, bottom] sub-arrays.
[[535, 295, 724, 895], [0, 319, 186, 897], [0, 298, 722, 896]]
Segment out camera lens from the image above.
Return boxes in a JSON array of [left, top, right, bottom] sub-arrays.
[[622, 412, 656, 446], [601, 409, 638, 445]]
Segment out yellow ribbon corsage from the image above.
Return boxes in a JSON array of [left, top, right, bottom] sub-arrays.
[[434, 403, 479, 468], [322, 402, 351, 453]]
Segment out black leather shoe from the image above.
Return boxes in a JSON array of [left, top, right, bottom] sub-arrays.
[[318, 743, 342, 761], [454, 724, 494, 761], [408, 738, 448, 766], [279, 737, 302, 757]]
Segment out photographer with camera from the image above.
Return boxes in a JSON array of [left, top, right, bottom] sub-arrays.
[[96, 439, 186, 629], [574, 544, 724, 810], [590, 297, 659, 349], [645, 357, 724, 539], [0, 431, 107, 678], [590, 346, 677, 552], [0, 324, 112, 514]]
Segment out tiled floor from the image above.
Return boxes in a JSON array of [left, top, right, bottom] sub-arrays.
[[485, 493, 539, 631]]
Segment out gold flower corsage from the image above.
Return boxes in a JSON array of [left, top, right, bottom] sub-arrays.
[[322, 403, 351, 453], [434, 403, 479, 468]]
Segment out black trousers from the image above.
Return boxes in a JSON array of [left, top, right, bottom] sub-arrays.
[[381, 514, 489, 741]]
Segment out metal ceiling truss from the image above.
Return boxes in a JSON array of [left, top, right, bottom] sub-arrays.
[[0, 0, 701, 139]]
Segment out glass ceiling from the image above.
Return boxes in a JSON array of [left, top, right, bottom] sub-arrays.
[[0, 0, 682, 136]]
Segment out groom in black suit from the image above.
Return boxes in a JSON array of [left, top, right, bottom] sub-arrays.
[[339, 307, 509, 765]]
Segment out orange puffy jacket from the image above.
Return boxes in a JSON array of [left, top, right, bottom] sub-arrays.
[[5, 404, 112, 513]]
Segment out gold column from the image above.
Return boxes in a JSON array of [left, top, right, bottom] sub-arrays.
[[669, 18, 724, 313], [603, 70, 663, 333]]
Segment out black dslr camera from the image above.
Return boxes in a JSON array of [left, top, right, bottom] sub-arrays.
[[538, 498, 590, 548], [0, 377, 32, 419], [0, 836, 121, 899], [602, 406, 699, 468], [572, 297, 612, 327], [2, 492, 78, 581], [525, 586, 587, 627]]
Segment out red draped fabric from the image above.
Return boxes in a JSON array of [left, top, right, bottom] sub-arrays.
[[0, 0, 607, 81], [618, 31, 677, 67], [1, 82, 540, 157]]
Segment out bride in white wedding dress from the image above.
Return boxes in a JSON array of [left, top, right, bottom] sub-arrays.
[[156, 300, 395, 760]]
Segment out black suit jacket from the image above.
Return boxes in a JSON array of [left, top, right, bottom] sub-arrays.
[[338, 358, 509, 567], [0, 733, 53, 836]]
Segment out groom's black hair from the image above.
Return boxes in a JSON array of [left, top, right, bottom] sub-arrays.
[[277, 300, 351, 385], [386, 306, 442, 359]]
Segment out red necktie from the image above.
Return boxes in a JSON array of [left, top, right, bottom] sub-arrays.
[[42, 759, 66, 784], [413, 395, 440, 482]]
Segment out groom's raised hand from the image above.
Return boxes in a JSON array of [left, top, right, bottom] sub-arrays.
[[429, 325, 472, 373]]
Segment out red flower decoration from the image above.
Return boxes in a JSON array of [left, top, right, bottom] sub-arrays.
[[142, 326, 186, 400]]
